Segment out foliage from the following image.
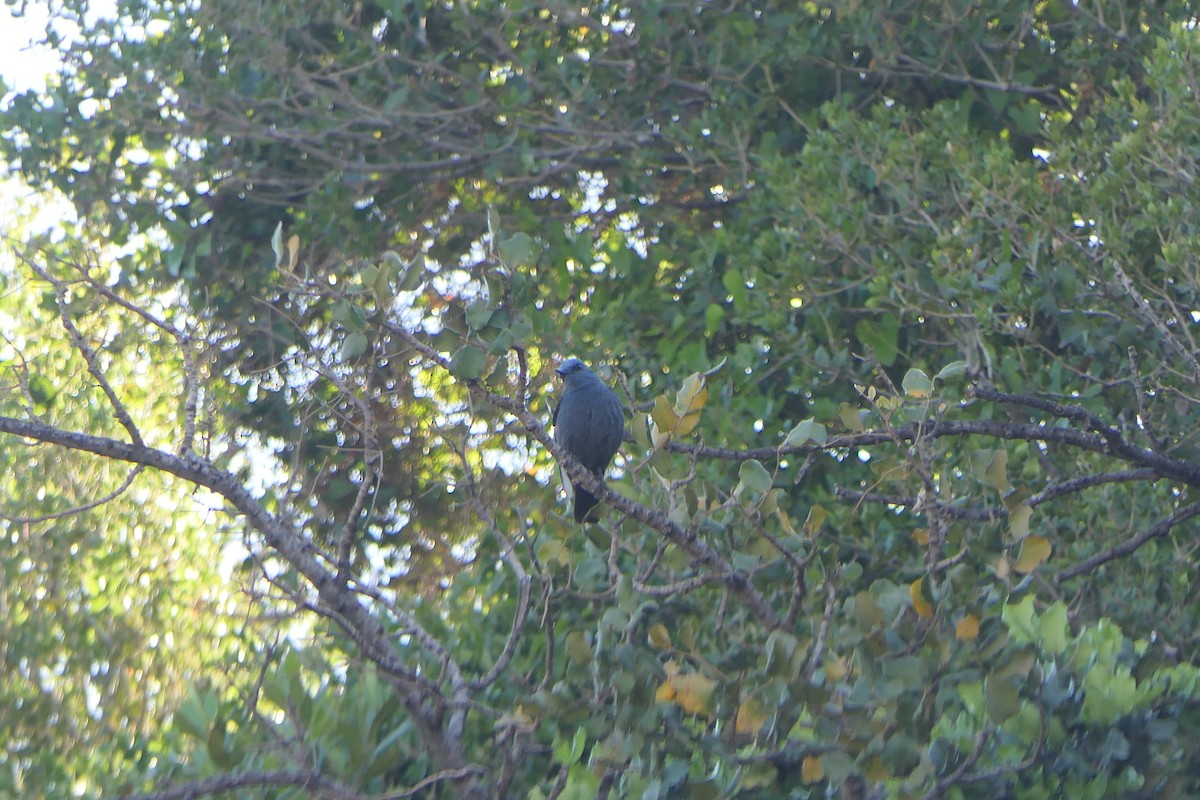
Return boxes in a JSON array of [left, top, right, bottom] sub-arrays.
[[2, 1, 1200, 798], [0, 206, 251, 797]]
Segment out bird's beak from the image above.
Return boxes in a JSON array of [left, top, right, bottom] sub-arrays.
[[554, 364, 568, 377]]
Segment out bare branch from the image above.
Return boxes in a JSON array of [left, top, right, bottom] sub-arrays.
[[24, 259, 144, 447], [0, 463, 144, 524], [1057, 499, 1200, 581]]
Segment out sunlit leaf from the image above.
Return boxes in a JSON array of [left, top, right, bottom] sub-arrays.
[[956, 614, 980, 640], [657, 661, 716, 716], [1014, 535, 1052, 573], [1039, 602, 1069, 654]]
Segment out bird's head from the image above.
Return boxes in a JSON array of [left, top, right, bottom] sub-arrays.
[[555, 358, 588, 379]]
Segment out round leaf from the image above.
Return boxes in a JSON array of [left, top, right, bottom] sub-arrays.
[[449, 346, 487, 379]]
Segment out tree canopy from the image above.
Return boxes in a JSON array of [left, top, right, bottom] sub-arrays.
[[2, 1, 1199, 798]]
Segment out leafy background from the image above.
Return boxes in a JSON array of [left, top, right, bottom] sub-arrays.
[[1, 1, 1199, 798]]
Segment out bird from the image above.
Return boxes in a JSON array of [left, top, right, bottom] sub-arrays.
[[552, 357, 625, 523]]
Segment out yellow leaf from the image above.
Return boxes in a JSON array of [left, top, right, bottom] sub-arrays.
[[995, 556, 1011, 580], [865, 754, 889, 782], [650, 425, 671, 449], [910, 577, 933, 618], [1014, 536, 1052, 573], [956, 614, 981, 640], [801, 754, 824, 783], [286, 234, 300, 272], [735, 697, 768, 736], [911, 527, 929, 546], [804, 504, 827, 535], [837, 402, 865, 431], [648, 623, 672, 650], [672, 373, 708, 436], [670, 671, 717, 716], [673, 372, 707, 416], [675, 386, 707, 436], [631, 412, 651, 449], [824, 654, 848, 681], [1008, 503, 1033, 539], [985, 448, 1010, 492], [651, 394, 678, 434], [655, 681, 676, 703]]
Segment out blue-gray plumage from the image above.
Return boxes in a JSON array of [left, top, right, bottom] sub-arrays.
[[552, 358, 624, 522]]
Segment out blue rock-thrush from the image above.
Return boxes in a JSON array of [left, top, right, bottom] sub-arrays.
[[552, 358, 624, 522]]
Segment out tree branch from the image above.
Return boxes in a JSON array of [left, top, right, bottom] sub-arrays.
[[1056, 499, 1200, 581]]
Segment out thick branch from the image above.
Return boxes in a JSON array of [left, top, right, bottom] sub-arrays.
[[0, 415, 469, 771]]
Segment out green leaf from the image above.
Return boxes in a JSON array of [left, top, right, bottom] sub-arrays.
[[935, 360, 968, 381], [738, 459, 773, 493], [397, 252, 426, 291], [270, 221, 283, 266], [901, 368, 933, 398], [856, 315, 899, 366], [498, 232, 536, 267], [838, 402, 865, 431], [486, 327, 515, 355], [984, 448, 1010, 492], [985, 676, 1020, 723], [340, 332, 369, 360], [705, 302, 725, 336], [373, 256, 395, 307], [449, 346, 487, 379], [1039, 602, 1069, 655], [721, 269, 747, 306], [465, 297, 494, 330], [784, 417, 827, 447], [1002, 595, 1038, 644]]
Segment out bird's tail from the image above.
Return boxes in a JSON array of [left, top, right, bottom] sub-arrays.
[[574, 489, 601, 523]]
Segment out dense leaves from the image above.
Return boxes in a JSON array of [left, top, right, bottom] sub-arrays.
[[3, 1, 1200, 798]]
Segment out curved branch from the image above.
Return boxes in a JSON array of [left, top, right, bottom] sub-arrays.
[[0, 415, 470, 769], [1057, 499, 1200, 581]]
